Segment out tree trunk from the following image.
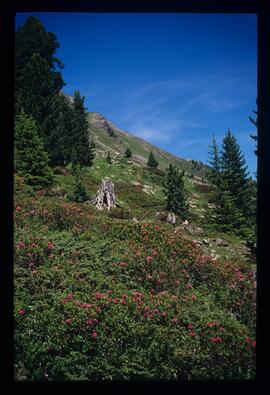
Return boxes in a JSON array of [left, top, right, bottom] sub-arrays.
[[90, 179, 117, 210]]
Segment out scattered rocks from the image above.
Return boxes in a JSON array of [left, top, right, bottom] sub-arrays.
[[185, 226, 203, 235], [214, 239, 229, 247], [142, 184, 155, 195], [132, 181, 142, 187], [133, 217, 139, 222], [210, 253, 221, 261], [166, 213, 176, 225]]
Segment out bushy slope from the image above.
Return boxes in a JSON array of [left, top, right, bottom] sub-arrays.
[[14, 172, 256, 381]]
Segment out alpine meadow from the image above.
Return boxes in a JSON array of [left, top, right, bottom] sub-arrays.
[[14, 14, 257, 381]]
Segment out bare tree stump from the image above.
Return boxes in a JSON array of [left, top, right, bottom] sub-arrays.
[[90, 179, 117, 210]]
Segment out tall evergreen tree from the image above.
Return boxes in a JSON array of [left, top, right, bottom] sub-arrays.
[[163, 164, 189, 218], [207, 135, 221, 186], [15, 112, 53, 188], [41, 93, 74, 166], [147, 151, 159, 168], [206, 129, 255, 237], [220, 129, 250, 215], [249, 100, 258, 156], [70, 90, 95, 167], [15, 16, 65, 122]]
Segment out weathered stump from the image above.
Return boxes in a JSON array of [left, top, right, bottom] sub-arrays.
[[91, 179, 117, 210]]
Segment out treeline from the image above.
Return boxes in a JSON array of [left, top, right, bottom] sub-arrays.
[[15, 16, 95, 188]]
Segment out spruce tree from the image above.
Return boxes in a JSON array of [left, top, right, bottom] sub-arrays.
[[220, 129, 250, 216], [15, 112, 53, 188], [206, 129, 255, 237], [125, 148, 132, 158], [163, 164, 189, 218], [15, 16, 65, 123], [42, 93, 74, 166], [147, 151, 159, 168], [67, 164, 90, 203], [106, 152, 112, 164], [207, 135, 221, 186], [70, 90, 95, 167], [249, 100, 258, 156]]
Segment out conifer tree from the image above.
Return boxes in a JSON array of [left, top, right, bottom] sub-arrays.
[[220, 129, 250, 216], [106, 152, 112, 164], [70, 90, 95, 167], [147, 151, 159, 168], [249, 100, 258, 156], [67, 164, 90, 203], [207, 135, 221, 186], [163, 164, 189, 218], [41, 93, 74, 166], [125, 148, 132, 158], [206, 129, 255, 237], [15, 16, 65, 123], [15, 112, 53, 188]]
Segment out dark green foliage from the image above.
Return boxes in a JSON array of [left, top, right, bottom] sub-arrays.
[[41, 93, 74, 166], [15, 113, 53, 188], [207, 135, 221, 186], [15, 16, 65, 123], [106, 152, 112, 164], [206, 130, 256, 238], [249, 100, 258, 156], [221, 130, 250, 214], [124, 148, 132, 158], [70, 91, 95, 167], [163, 164, 189, 218], [67, 165, 90, 203], [147, 151, 159, 168]]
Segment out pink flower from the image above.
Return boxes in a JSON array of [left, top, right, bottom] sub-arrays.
[[18, 309, 26, 316], [47, 242, 54, 250], [66, 293, 73, 300], [186, 283, 193, 289], [206, 321, 220, 327], [15, 206, 21, 212], [191, 294, 196, 301], [19, 241, 25, 249], [121, 299, 127, 305], [146, 256, 153, 263], [188, 323, 193, 330], [189, 332, 196, 337], [209, 336, 222, 342], [172, 317, 178, 323], [252, 340, 256, 348], [65, 319, 72, 325], [175, 280, 180, 285], [91, 331, 98, 339], [119, 261, 128, 267], [87, 319, 93, 326]]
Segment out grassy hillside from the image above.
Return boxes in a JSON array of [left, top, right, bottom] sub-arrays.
[[14, 147, 256, 380], [88, 112, 208, 179]]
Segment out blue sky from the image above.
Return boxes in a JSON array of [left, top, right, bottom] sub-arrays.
[[15, 13, 257, 176]]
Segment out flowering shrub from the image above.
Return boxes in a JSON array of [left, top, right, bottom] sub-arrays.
[[14, 176, 256, 381]]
